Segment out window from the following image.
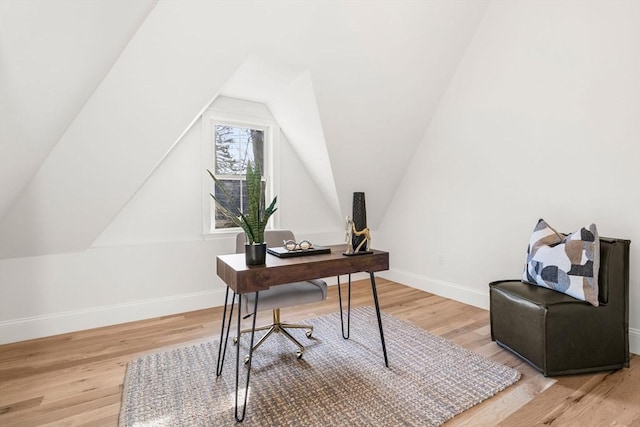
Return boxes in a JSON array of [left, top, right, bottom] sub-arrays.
[[202, 98, 279, 234], [212, 124, 265, 229]]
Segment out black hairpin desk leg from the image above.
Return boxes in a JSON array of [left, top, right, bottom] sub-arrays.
[[337, 274, 352, 339], [339, 272, 388, 368], [370, 272, 389, 368], [235, 292, 259, 422], [216, 286, 235, 376]]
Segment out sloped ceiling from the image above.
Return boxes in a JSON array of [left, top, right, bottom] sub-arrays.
[[0, 1, 489, 258], [220, 54, 342, 219], [0, 0, 157, 220]]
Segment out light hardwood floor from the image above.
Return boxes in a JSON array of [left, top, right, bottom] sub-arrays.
[[1, 279, 638, 426]]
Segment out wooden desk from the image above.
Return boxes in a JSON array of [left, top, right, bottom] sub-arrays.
[[217, 244, 389, 293], [215, 244, 390, 422]]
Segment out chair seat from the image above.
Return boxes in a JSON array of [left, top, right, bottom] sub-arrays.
[[243, 279, 327, 312], [490, 279, 592, 308], [235, 230, 329, 359]]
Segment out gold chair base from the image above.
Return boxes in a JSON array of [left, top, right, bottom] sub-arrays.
[[234, 308, 313, 360]]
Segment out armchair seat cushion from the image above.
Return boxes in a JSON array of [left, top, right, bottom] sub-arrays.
[[491, 279, 584, 308]]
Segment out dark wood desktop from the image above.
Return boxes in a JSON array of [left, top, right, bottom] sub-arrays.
[[217, 244, 389, 293], [215, 244, 390, 422]]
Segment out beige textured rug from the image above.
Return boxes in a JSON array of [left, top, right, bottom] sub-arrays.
[[119, 307, 519, 426]]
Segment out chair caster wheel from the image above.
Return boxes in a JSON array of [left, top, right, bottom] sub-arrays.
[[233, 336, 238, 345], [244, 355, 250, 364], [296, 350, 303, 359], [305, 330, 313, 338]]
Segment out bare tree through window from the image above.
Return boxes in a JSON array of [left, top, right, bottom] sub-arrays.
[[213, 125, 265, 229]]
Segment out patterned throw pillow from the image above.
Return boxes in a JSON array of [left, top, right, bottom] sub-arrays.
[[523, 219, 600, 306]]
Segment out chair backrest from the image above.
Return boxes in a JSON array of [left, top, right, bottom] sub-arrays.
[[235, 230, 296, 254], [597, 237, 631, 306]]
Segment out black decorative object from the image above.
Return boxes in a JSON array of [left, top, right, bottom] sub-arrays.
[[352, 192, 367, 252], [245, 243, 267, 265]]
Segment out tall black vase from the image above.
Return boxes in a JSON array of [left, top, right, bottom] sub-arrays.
[[352, 192, 367, 252]]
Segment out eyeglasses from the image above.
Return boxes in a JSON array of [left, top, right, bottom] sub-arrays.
[[283, 239, 314, 252]]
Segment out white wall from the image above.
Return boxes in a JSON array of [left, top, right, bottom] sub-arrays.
[[377, 1, 640, 354], [0, 109, 343, 344]]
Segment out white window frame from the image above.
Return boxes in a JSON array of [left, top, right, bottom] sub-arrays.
[[201, 99, 280, 236]]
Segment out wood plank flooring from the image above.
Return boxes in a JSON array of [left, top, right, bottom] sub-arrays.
[[1, 279, 638, 426]]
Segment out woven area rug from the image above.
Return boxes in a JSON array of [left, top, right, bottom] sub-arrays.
[[119, 307, 520, 426]]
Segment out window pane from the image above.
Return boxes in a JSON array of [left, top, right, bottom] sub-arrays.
[[214, 125, 264, 174], [214, 180, 241, 229], [213, 179, 267, 230], [209, 119, 269, 232]]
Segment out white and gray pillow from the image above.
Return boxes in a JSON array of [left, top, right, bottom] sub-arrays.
[[523, 219, 600, 306]]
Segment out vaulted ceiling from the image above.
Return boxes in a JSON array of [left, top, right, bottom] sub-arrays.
[[0, 0, 157, 219], [0, 0, 489, 258]]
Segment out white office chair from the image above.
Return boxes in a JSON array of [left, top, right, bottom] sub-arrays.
[[234, 230, 328, 360]]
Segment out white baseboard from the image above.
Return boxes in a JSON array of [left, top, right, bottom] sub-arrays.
[[0, 289, 228, 345], [378, 268, 640, 356], [378, 268, 489, 310], [0, 273, 368, 345], [630, 328, 640, 356], [3, 271, 637, 356]]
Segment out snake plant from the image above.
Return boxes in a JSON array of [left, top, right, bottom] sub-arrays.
[[207, 162, 277, 244]]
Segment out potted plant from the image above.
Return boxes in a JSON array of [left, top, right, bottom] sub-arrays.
[[207, 162, 277, 265]]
